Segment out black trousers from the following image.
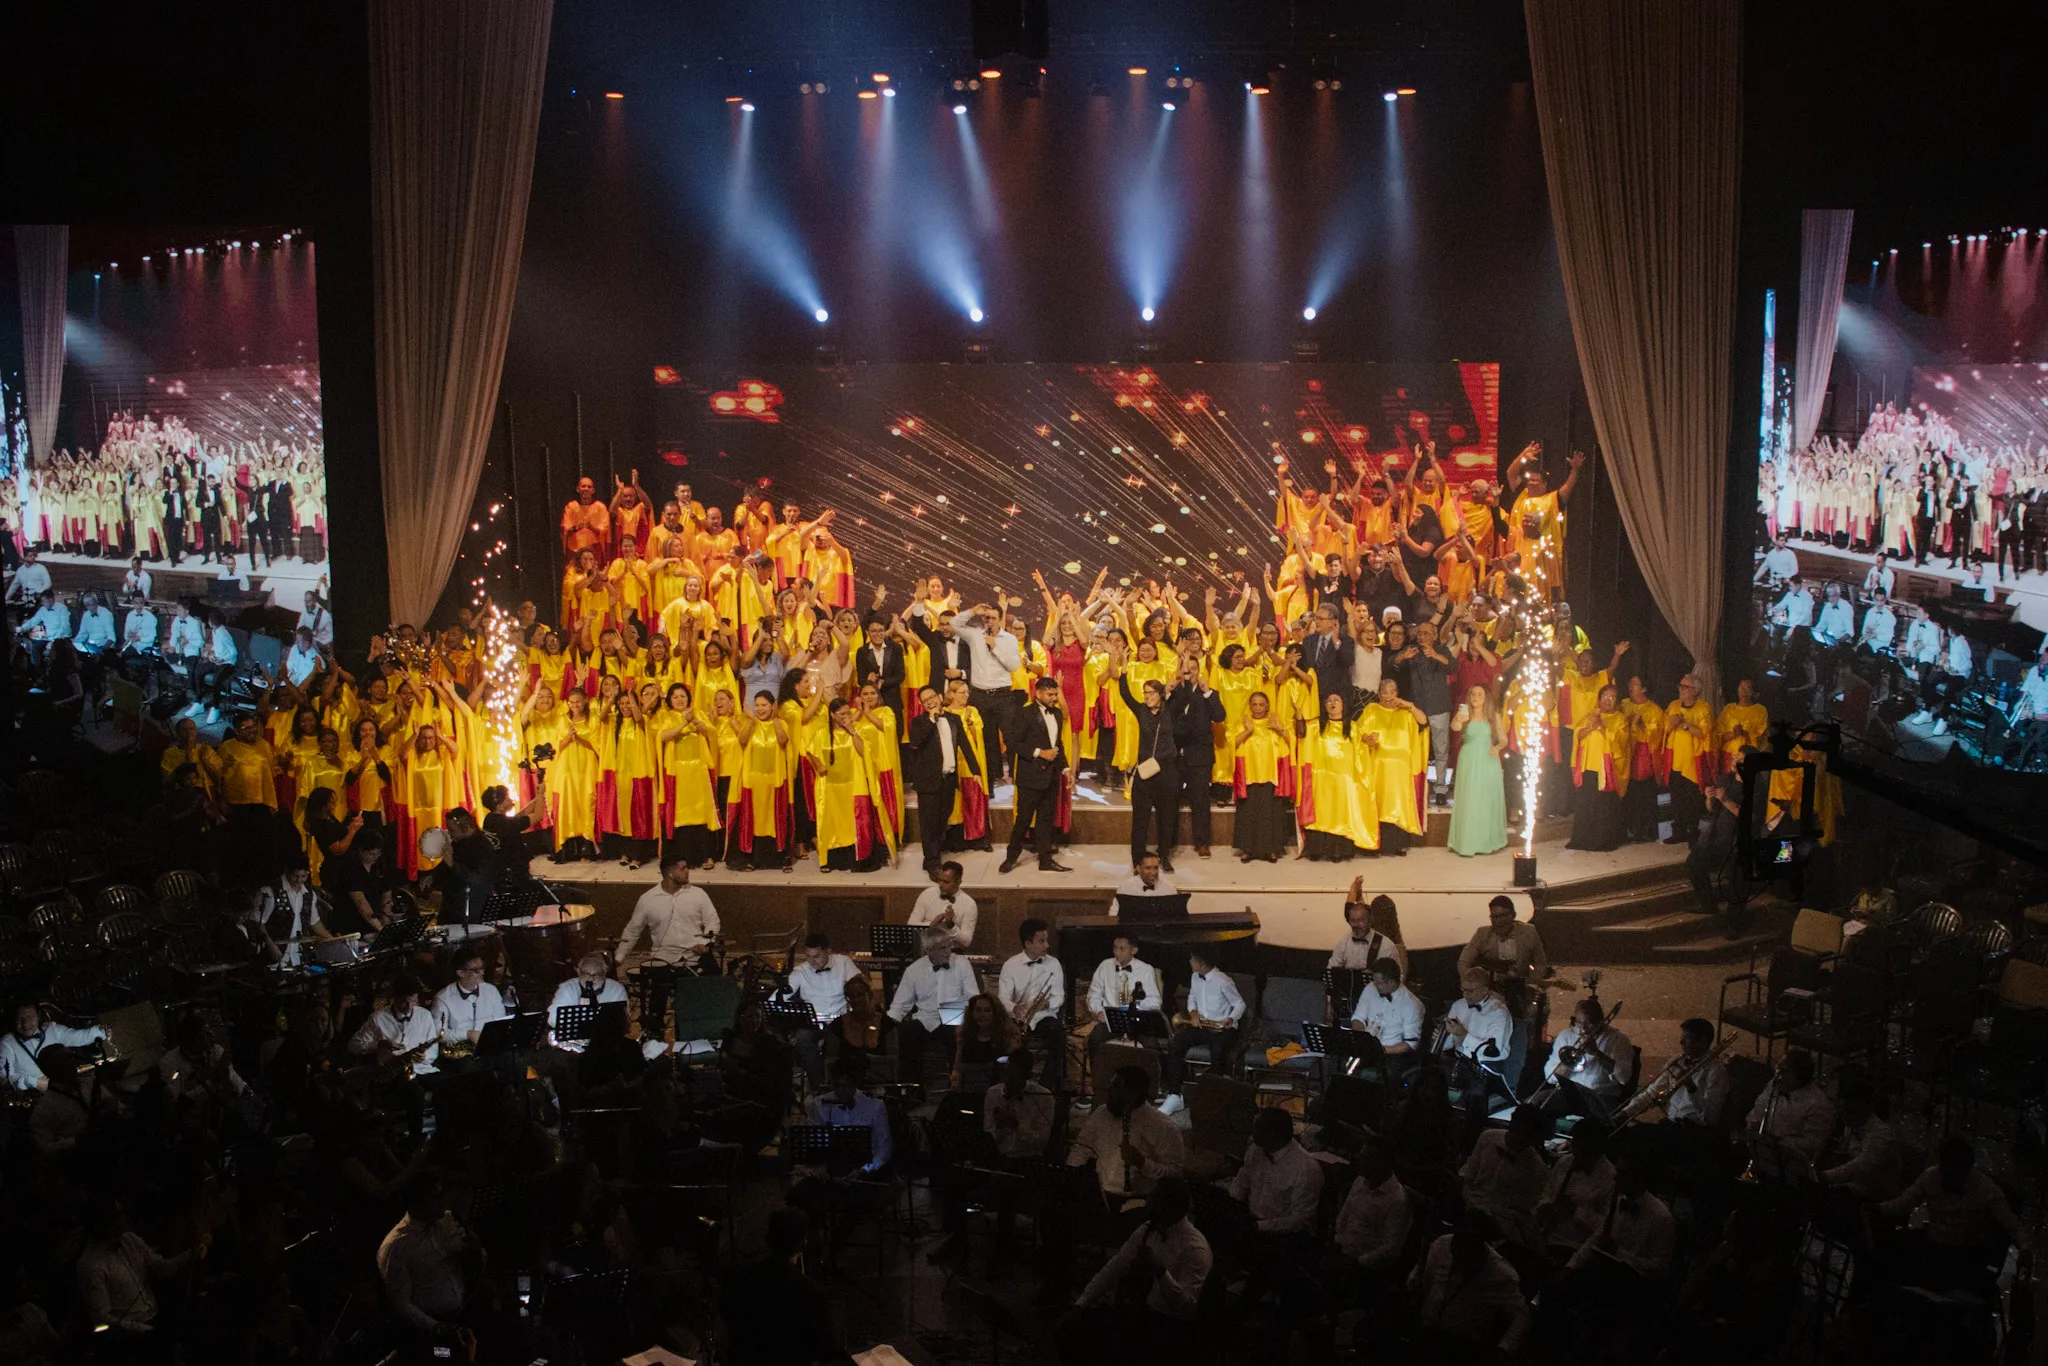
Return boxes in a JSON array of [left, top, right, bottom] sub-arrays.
[[916, 774, 958, 871], [1998, 531, 2025, 578], [971, 686, 1014, 780], [1667, 773, 1705, 843], [164, 518, 185, 563], [1128, 759, 1178, 865], [1913, 514, 1936, 564], [1174, 750, 1214, 850], [1162, 1022, 1238, 1093], [1008, 780, 1060, 864], [1949, 520, 1975, 565], [1023, 1014, 1067, 1088]]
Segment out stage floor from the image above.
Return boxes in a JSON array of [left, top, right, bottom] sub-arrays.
[[527, 834, 1684, 954]]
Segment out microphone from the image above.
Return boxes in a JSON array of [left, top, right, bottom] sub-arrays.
[[1131, 981, 1147, 1005]]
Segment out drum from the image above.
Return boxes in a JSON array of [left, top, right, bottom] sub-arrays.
[[418, 827, 451, 864], [500, 903, 596, 1010], [422, 922, 504, 980]]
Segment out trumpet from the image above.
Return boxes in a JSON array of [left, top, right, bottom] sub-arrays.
[[1612, 1035, 1733, 1125], [1014, 977, 1055, 1024]]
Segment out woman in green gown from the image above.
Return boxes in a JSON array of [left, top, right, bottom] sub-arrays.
[[1447, 684, 1509, 856]]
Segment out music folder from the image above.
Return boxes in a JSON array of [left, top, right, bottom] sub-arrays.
[[1104, 1005, 1167, 1039], [476, 1012, 546, 1055]]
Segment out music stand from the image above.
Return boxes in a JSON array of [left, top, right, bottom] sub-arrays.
[[763, 997, 819, 1032], [552, 1002, 607, 1045], [1103, 1005, 1168, 1041], [869, 923, 923, 960], [1324, 966, 1367, 1017], [477, 1011, 547, 1055], [786, 1121, 875, 1178], [368, 916, 425, 956], [1302, 1022, 1384, 1076]]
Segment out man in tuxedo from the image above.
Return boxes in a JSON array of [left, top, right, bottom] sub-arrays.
[[265, 475, 295, 561], [1002, 676, 1072, 873], [904, 685, 979, 876], [853, 614, 906, 724], [907, 603, 975, 695], [1948, 481, 1978, 569], [162, 482, 189, 565], [1912, 477, 1940, 567], [1167, 656, 1225, 859], [1301, 603, 1357, 718]]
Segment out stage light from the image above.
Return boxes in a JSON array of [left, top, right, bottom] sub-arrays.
[[605, 91, 624, 100], [980, 69, 1001, 79], [1166, 77, 1179, 88], [1890, 247, 1898, 254], [725, 96, 743, 103], [882, 88, 896, 98], [1141, 306, 1156, 322], [1315, 79, 1327, 90], [1251, 85, 1270, 95], [953, 103, 967, 114], [740, 102, 755, 112], [816, 83, 829, 94], [802, 82, 814, 93], [1922, 242, 1930, 248], [968, 79, 980, 90], [1162, 101, 1175, 111], [858, 90, 877, 99], [969, 307, 985, 323], [952, 79, 965, 90], [1329, 80, 1342, 90], [1302, 306, 1317, 321], [1128, 67, 1148, 76], [814, 307, 830, 323], [873, 73, 890, 83], [1396, 87, 1416, 95], [1383, 91, 1398, 102]]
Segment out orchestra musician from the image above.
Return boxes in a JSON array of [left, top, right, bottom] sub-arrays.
[[935, 1047, 1055, 1264], [431, 949, 508, 1063], [1548, 1155, 1676, 1342], [886, 927, 983, 1084], [1348, 957, 1425, 1071], [1157, 946, 1244, 1116], [2, 1001, 108, 1092], [1067, 1064, 1185, 1200], [615, 854, 721, 1038], [1743, 1049, 1834, 1163], [997, 918, 1067, 1088], [1817, 1063, 1904, 1202], [1456, 894, 1555, 1089], [1327, 882, 1409, 977], [1084, 930, 1164, 1063], [1439, 969, 1515, 1105], [549, 953, 629, 1052], [1057, 1177, 1211, 1364], [1540, 997, 1635, 1119], [907, 860, 978, 948], [1111, 852, 1178, 915], [785, 931, 862, 1084], [349, 977, 441, 1074], [262, 862, 334, 968]]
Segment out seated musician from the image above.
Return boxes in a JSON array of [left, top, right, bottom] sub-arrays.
[[825, 974, 894, 1067], [934, 1048, 1055, 1262], [2, 1001, 109, 1092], [721, 1000, 796, 1153], [378, 1174, 480, 1353], [29, 1043, 125, 1156], [1348, 957, 1424, 1072], [791, 1057, 893, 1228], [886, 927, 982, 1084], [786, 931, 861, 1085], [1441, 969, 1514, 1093], [213, 885, 284, 967], [1410, 1211, 1532, 1358], [1328, 881, 1408, 977], [1068, 1064, 1184, 1203], [1084, 930, 1164, 1063], [1456, 893, 1552, 1082], [262, 862, 334, 968], [1818, 1064, 1903, 1202], [1874, 1133, 2029, 1298], [549, 952, 629, 1052], [1056, 1177, 1211, 1364], [1157, 946, 1245, 1117], [327, 838, 397, 934], [1332, 1139, 1414, 1285], [1531, 1119, 1616, 1260], [1540, 996, 1635, 1118], [349, 976, 441, 1074], [1111, 852, 1178, 915], [616, 853, 721, 969], [908, 859, 978, 948], [431, 949, 508, 1060], [997, 918, 1067, 1089], [1743, 1048, 1834, 1164], [160, 1011, 255, 1107], [1459, 1105, 1551, 1248], [1230, 1107, 1324, 1306], [1549, 1155, 1676, 1338]]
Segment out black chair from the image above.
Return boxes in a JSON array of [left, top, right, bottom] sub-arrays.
[[1719, 945, 1827, 1061], [1786, 960, 1886, 1069]]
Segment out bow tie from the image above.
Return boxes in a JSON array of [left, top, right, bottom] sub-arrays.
[[1027, 958, 1045, 967], [1116, 964, 1131, 973], [459, 988, 478, 1001], [941, 895, 955, 904]]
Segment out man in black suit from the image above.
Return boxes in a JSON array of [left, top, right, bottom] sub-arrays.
[[1001, 676, 1072, 873], [1912, 477, 1939, 566], [265, 476, 295, 561], [1115, 669, 1181, 871], [904, 685, 978, 876], [906, 605, 974, 694], [1166, 657, 1226, 860], [853, 615, 906, 724], [2023, 486, 2048, 574], [1948, 481, 1977, 569], [1301, 602, 1357, 717], [163, 482, 189, 565]]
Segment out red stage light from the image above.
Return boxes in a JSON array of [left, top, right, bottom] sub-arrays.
[[980, 69, 1001, 79], [652, 365, 681, 386], [660, 449, 688, 466], [712, 396, 737, 412], [1395, 87, 1417, 96], [605, 92, 624, 100]]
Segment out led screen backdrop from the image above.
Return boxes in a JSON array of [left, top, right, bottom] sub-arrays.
[[653, 361, 1498, 589]]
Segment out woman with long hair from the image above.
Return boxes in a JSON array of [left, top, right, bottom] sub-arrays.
[[1359, 679, 1429, 856], [1297, 692, 1379, 861], [1446, 685, 1509, 857], [546, 688, 602, 862], [1211, 643, 1262, 803], [727, 690, 794, 871], [1232, 691, 1293, 862], [811, 697, 888, 872], [656, 682, 721, 869], [951, 993, 1016, 1093]]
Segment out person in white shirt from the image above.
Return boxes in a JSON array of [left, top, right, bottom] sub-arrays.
[[1858, 590, 1898, 652], [5, 548, 53, 604], [1327, 883, 1409, 977], [1111, 852, 1179, 914], [803, 1057, 894, 1174], [1158, 946, 1245, 1113], [1230, 1107, 1324, 1238], [73, 591, 117, 653], [997, 918, 1067, 1087], [160, 1013, 254, 1106], [1744, 1049, 1835, 1163], [262, 866, 334, 968], [298, 589, 335, 646], [77, 1196, 200, 1341], [886, 928, 983, 1081], [615, 856, 721, 968], [1, 1002, 108, 1091], [1771, 578, 1815, 633], [1061, 1179, 1211, 1357], [283, 626, 323, 686], [207, 618, 239, 667], [1440, 969, 1513, 1069], [2017, 651, 2048, 720], [548, 953, 629, 1050], [1655, 1017, 1729, 1129], [432, 950, 508, 1052], [377, 1176, 477, 1346], [1534, 1124, 1617, 1253], [786, 931, 861, 1082], [1563, 1156, 1675, 1282], [1333, 1141, 1413, 1274], [1754, 534, 1800, 585], [166, 602, 204, 661], [935, 1048, 1058, 1263], [1901, 603, 1942, 671], [121, 557, 154, 603], [1349, 957, 1425, 1057], [1542, 997, 1635, 1117], [1068, 1063, 1185, 1198], [907, 860, 977, 947], [1412, 1215, 1531, 1356], [23, 589, 71, 641], [1861, 557, 1896, 599], [1819, 1065, 1903, 1202], [1944, 628, 1974, 681], [949, 603, 1024, 776], [1811, 583, 1855, 647], [122, 604, 159, 653], [1458, 1108, 1551, 1247], [350, 977, 441, 1073], [1084, 930, 1164, 1061]]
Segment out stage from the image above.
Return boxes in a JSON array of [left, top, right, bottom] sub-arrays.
[[1792, 538, 2048, 636], [32, 546, 327, 613]]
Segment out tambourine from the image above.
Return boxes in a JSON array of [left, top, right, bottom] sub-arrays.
[[418, 826, 451, 862]]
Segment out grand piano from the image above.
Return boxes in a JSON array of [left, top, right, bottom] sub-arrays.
[[1051, 905, 1261, 994]]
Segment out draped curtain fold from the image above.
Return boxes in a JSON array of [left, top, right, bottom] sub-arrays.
[[1793, 208, 1855, 454], [13, 224, 69, 464], [1522, 0, 1743, 697], [369, 0, 552, 626]]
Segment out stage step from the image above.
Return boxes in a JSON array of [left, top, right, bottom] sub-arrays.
[[1537, 875, 1798, 964]]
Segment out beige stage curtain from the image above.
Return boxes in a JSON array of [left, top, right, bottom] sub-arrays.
[[13, 224, 69, 463], [369, 0, 553, 627], [1523, 0, 1743, 698], [1793, 208, 1855, 454]]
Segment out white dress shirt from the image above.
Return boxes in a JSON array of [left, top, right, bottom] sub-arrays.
[[1185, 968, 1246, 1026], [349, 1006, 440, 1072], [1351, 983, 1424, 1050], [616, 883, 721, 966], [25, 603, 70, 640], [284, 642, 322, 686], [983, 1079, 1056, 1158], [1568, 1190, 1675, 1280], [1946, 633, 1973, 677], [1773, 587, 1814, 629], [949, 610, 1023, 690], [7, 560, 53, 602], [377, 1213, 471, 1332], [1112, 872, 1179, 911], [1230, 1139, 1325, 1233], [1459, 1130, 1550, 1235], [805, 1088, 893, 1171], [1334, 1172, 1413, 1267], [1444, 994, 1513, 1063], [123, 608, 159, 649], [78, 1232, 174, 1334], [1823, 1113, 1903, 1200], [1858, 605, 1897, 651], [75, 607, 117, 650], [1746, 1080, 1836, 1161], [2018, 665, 2048, 719], [786, 953, 861, 1023], [998, 950, 1066, 1029], [908, 885, 978, 947], [1758, 545, 1800, 582], [0, 1022, 107, 1090], [547, 977, 628, 1049], [166, 615, 204, 657], [1544, 1024, 1635, 1098], [1902, 616, 1941, 665], [1078, 1217, 1212, 1320], [1812, 598, 1855, 646], [298, 606, 335, 646], [209, 625, 238, 665], [432, 981, 508, 1044], [1328, 928, 1406, 975], [1659, 1055, 1729, 1126], [1415, 1235, 1529, 1351], [1069, 1101, 1185, 1197], [1539, 1152, 1616, 1248], [887, 954, 983, 1030], [1087, 956, 1164, 1016]]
